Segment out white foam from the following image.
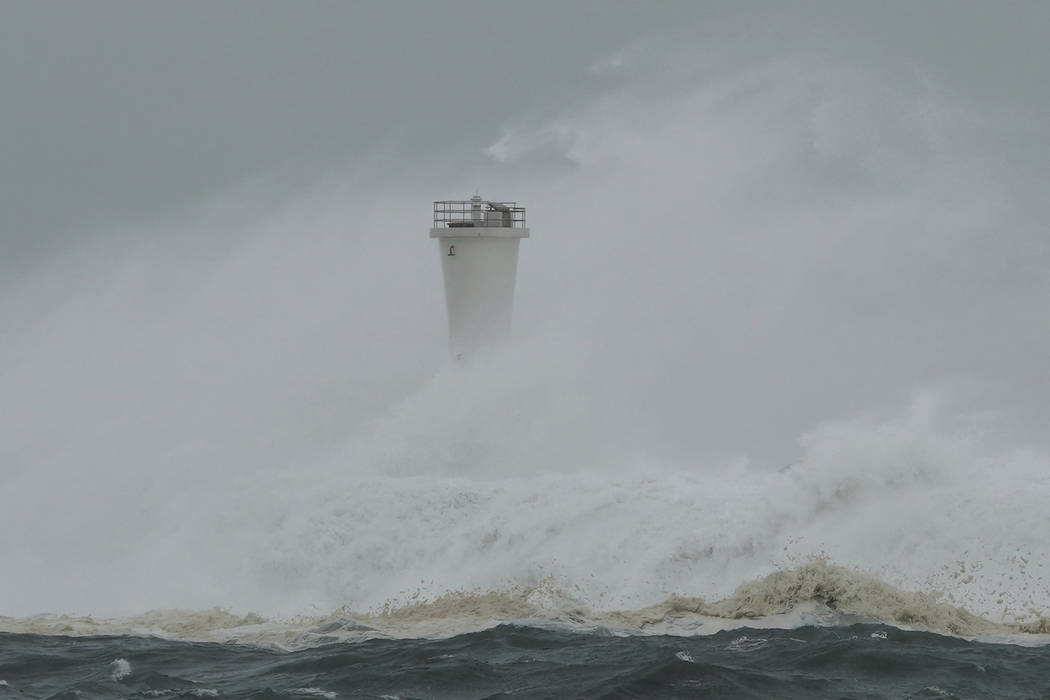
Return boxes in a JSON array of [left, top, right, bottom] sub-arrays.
[[1, 400, 1048, 644], [290, 689, 336, 699], [109, 657, 131, 681]]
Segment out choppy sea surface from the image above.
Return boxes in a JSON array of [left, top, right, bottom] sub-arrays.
[[4, 623, 1050, 700]]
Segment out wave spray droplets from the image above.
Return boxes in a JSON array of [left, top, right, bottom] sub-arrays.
[[3, 367, 1050, 645], [2, 38, 1049, 643]]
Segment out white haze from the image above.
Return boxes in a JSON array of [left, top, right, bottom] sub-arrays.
[[1, 37, 1049, 622]]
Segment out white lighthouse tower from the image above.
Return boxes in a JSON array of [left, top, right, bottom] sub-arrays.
[[431, 196, 529, 360]]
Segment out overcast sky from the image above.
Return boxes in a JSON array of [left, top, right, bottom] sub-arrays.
[[4, 1, 1048, 262]]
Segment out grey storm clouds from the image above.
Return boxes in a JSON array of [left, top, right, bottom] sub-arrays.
[[3, 1, 1047, 260]]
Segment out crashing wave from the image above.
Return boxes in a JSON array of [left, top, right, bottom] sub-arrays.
[[3, 560, 1047, 649]]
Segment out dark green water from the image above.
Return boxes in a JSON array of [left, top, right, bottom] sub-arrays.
[[2, 624, 1048, 699]]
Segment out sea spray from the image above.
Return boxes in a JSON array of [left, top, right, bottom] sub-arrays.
[[2, 37, 1048, 638]]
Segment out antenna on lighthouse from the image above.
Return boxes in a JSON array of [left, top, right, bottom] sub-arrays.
[[430, 196, 529, 361]]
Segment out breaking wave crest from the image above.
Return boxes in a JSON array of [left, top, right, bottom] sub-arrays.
[[4, 560, 1048, 648], [3, 366, 1050, 642]]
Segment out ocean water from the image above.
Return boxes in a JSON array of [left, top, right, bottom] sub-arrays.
[[4, 624, 1050, 699]]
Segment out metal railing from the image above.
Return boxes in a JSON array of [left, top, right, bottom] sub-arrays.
[[433, 200, 526, 228]]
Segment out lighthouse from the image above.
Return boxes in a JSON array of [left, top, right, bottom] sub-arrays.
[[431, 196, 529, 360]]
